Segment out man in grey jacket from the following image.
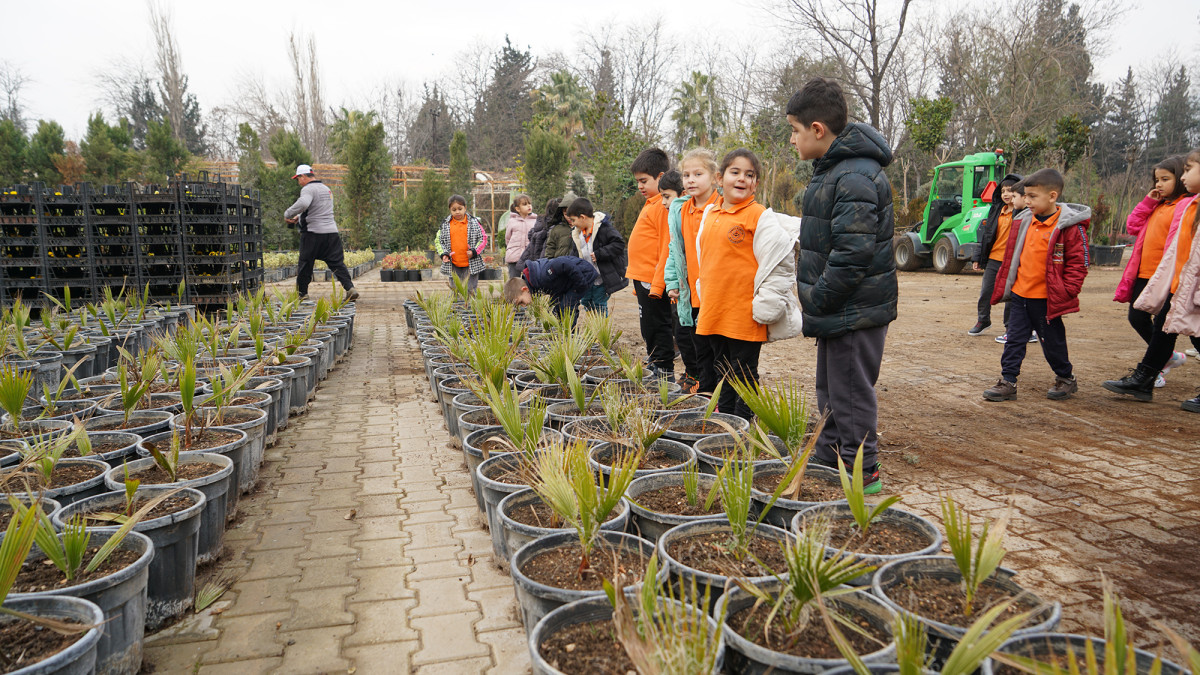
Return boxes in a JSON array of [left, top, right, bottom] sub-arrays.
[[285, 164, 359, 301]]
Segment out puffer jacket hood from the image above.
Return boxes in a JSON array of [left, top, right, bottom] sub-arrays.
[[975, 173, 1024, 264], [813, 122, 893, 174]]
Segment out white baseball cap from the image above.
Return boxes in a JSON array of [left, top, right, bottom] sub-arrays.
[[291, 164, 314, 179]]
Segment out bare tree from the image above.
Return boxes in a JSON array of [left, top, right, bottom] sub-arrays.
[[615, 18, 680, 140], [366, 79, 419, 164], [287, 33, 330, 162], [772, 0, 914, 142], [0, 61, 30, 134], [217, 70, 287, 153], [148, 1, 186, 141], [442, 41, 496, 127]]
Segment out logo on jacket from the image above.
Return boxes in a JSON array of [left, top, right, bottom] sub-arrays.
[[1052, 242, 1064, 263], [728, 225, 746, 244]]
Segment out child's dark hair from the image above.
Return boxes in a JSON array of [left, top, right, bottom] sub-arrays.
[[1010, 182, 1026, 195], [1021, 168, 1064, 195], [503, 277, 526, 303], [630, 148, 670, 177], [565, 197, 595, 219], [720, 149, 763, 178], [658, 170, 683, 195], [544, 198, 564, 225], [448, 194, 467, 209], [1152, 156, 1188, 201], [1000, 174, 1022, 189], [786, 77, 848, 135], [510, 193, 531, 214]]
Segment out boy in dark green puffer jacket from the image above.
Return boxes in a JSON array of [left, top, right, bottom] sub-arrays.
[[787, 77, 897, 494]]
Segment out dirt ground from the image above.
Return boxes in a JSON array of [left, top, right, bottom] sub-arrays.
[[602, 260, 1200, 648]]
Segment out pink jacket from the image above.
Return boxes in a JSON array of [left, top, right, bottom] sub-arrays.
[[1134, 208, 1200, 337], [504, 213, 537, 263], [1114, 195, 1192, 303]]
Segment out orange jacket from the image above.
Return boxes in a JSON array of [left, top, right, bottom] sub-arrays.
[[627, 193, 670, 294]]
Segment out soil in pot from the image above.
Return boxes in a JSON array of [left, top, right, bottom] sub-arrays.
[[506, 500, 565, 529], [11, 547, 142, 592], [730, 600, 888, 660], [671, 419, 731, 434], [78, 494, 199, 525], [484, 458, 534, 485], [566, 421, 611, 440], [889, 576, 1040, 628], [555, 405, 605, 417], [146, 429, 242, 452], [634, 484, 723, 516], [128, 462, 223, 484], [65, 438, 129, 458], [6, 462, 106, 490], [597, 446, 685, 471], [753, 472, 844, 502], [0, 615, 91, 671], [86, 417, 156, 432], [668, 531, 787, 578], [539, 620, 634, 675], [826, 517, 934, 555], [520, 545, 649, 592]]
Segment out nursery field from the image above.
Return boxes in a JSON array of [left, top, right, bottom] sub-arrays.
[[135, 264, 1197, 674]]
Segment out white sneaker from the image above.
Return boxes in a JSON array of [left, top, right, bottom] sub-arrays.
[[1155, 372, 1167, 388], [1029, 331, 1039, 343], [995, 333, 1008, 344], [1187, 348, 1199, 358], [1165, 351, 1187, 373]]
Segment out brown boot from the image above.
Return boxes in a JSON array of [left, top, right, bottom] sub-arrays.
[[983, 378, 1017, 401], [1047, 376, 1078, 400]]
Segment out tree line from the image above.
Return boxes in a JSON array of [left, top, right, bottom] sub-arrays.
[[1, 0, 1197, 252]]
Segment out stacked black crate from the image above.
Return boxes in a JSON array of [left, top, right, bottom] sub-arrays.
[[39, 185, 95, 306], [235, 183, 264, 293], [179, 173, 243, 306], [86, 183, 141, 299], [133, 182, 185, 303], [0, 184, 42, 306]]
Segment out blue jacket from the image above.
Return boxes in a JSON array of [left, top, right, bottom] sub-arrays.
[[524, 257, 599, 299], [663, 196, 696, 326]]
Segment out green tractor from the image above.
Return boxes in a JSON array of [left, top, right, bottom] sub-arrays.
[[894, 150, 1008, 274]]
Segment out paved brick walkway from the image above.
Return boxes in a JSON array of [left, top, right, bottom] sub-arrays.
[[143, 275, 525, 674]]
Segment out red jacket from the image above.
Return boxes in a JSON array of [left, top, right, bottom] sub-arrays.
[[991, 203, 1091, 321]]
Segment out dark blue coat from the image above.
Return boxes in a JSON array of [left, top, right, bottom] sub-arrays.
[[797, 122, 899, 338], [524, 257, 599, 299]]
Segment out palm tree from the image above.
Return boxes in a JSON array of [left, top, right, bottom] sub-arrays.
[[670, 71, 727, 149], [532, 71, 592, 143]]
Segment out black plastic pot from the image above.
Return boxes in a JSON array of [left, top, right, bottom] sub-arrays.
[[6, 418, 73, 445], [0, 595, 105, 675], [9, 530, 153, 675], [476, 452, 533, 560], [559, 418, 613, 448], [693, 433, 789, 474], [83, 411, 172, 438], [750, 461, 844, 528], [794, 502, 943, 584], [529, 595, 725, 675], [871, 556, 1062, 665], [463, 427, 563, 512], [450, 391, 488, 438], [661, 412, 750, 445], [588, 438, 696, 484], [457, 407, 502, 448], [278, 355, 314, 416], [1, 439, 26, 467], [261, 366, 294, 433], [79, 431, 140, 467], [244, 377, 285, 446], [511, 530, 660, 635], [4, 399, 98, 425], [658, 518, 794, 613], [104, 453, 233, 565], [716, 580, 896, 674], [0, 494, 62, 542], [995, 633, 1188, 675], [29, 350, 65, 395], [438, 377, 473, 438], [138, 428, 247, 522], [176, 407, 267, 494], [30, 458, 112, 506], [95, 393, 183, 417], [55, 487, 206, 631], [626, 471, 721, 542], [498, 488, 630, 566], [544, 401, 603, 430]]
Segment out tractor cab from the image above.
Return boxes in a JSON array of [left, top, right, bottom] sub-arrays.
[[895, 151, 1008, 274]]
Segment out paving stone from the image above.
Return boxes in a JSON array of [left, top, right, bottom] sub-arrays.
[[468, 587, 523, 633], [250, 522, 311, 551], [345, 640, 421, 672], [416, 657, 493, 674], [343, 598, 421, 646], [409, 576, 478, 617], [197, 657, 282, 675], [478, 626, 533, 674], [274, 624, 354, 674], [294, 554, 360, 590], [241, 548, 304, 581], [219, 576, 298, 617], [280, 585, 356, 631], [353, 536, 411, 569], [349, 566, 418, 602], [201, 611, 289, 662], [411, 612, 490, 664]]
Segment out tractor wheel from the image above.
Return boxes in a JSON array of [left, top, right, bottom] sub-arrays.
[[932, 237, 965, 274], [894, 236, 921, 271]]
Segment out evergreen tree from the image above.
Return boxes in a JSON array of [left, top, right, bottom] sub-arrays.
[[235, 123, 265, 193], [523, 127, 570, 210], [330, 109, 391, 249], [260, 129, 313, 249], [26, 120, 65, 184], [408, 85, 453, 164], [180, 84, 207, 155], [81, 113, 137, 184], [0, 119, 26, 186], [143, 119, 188, 183], [52, 141, 87, 185], [1093, 69, 1140, 177], [1148, 66, 1197, 162], [393, 170, 450, 250], [670, 71, 727, 150], [448, 130, 473, 202], [470, 36, 534, 168]]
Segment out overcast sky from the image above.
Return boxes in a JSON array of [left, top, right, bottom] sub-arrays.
[[3, 0, 1199, 139]]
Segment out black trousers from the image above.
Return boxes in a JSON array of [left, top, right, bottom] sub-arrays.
[[706, 333, 762, 420], [677, 306, 716, 391], [1001, 295, 1071, 382], [634, 282, 676, 374], [1127, 277, 1155, 345], [815, 325, 887, 470], [298, 232, 353, 294], [1138, 293, 1179, 373], [977, 259, 1011, 326]]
